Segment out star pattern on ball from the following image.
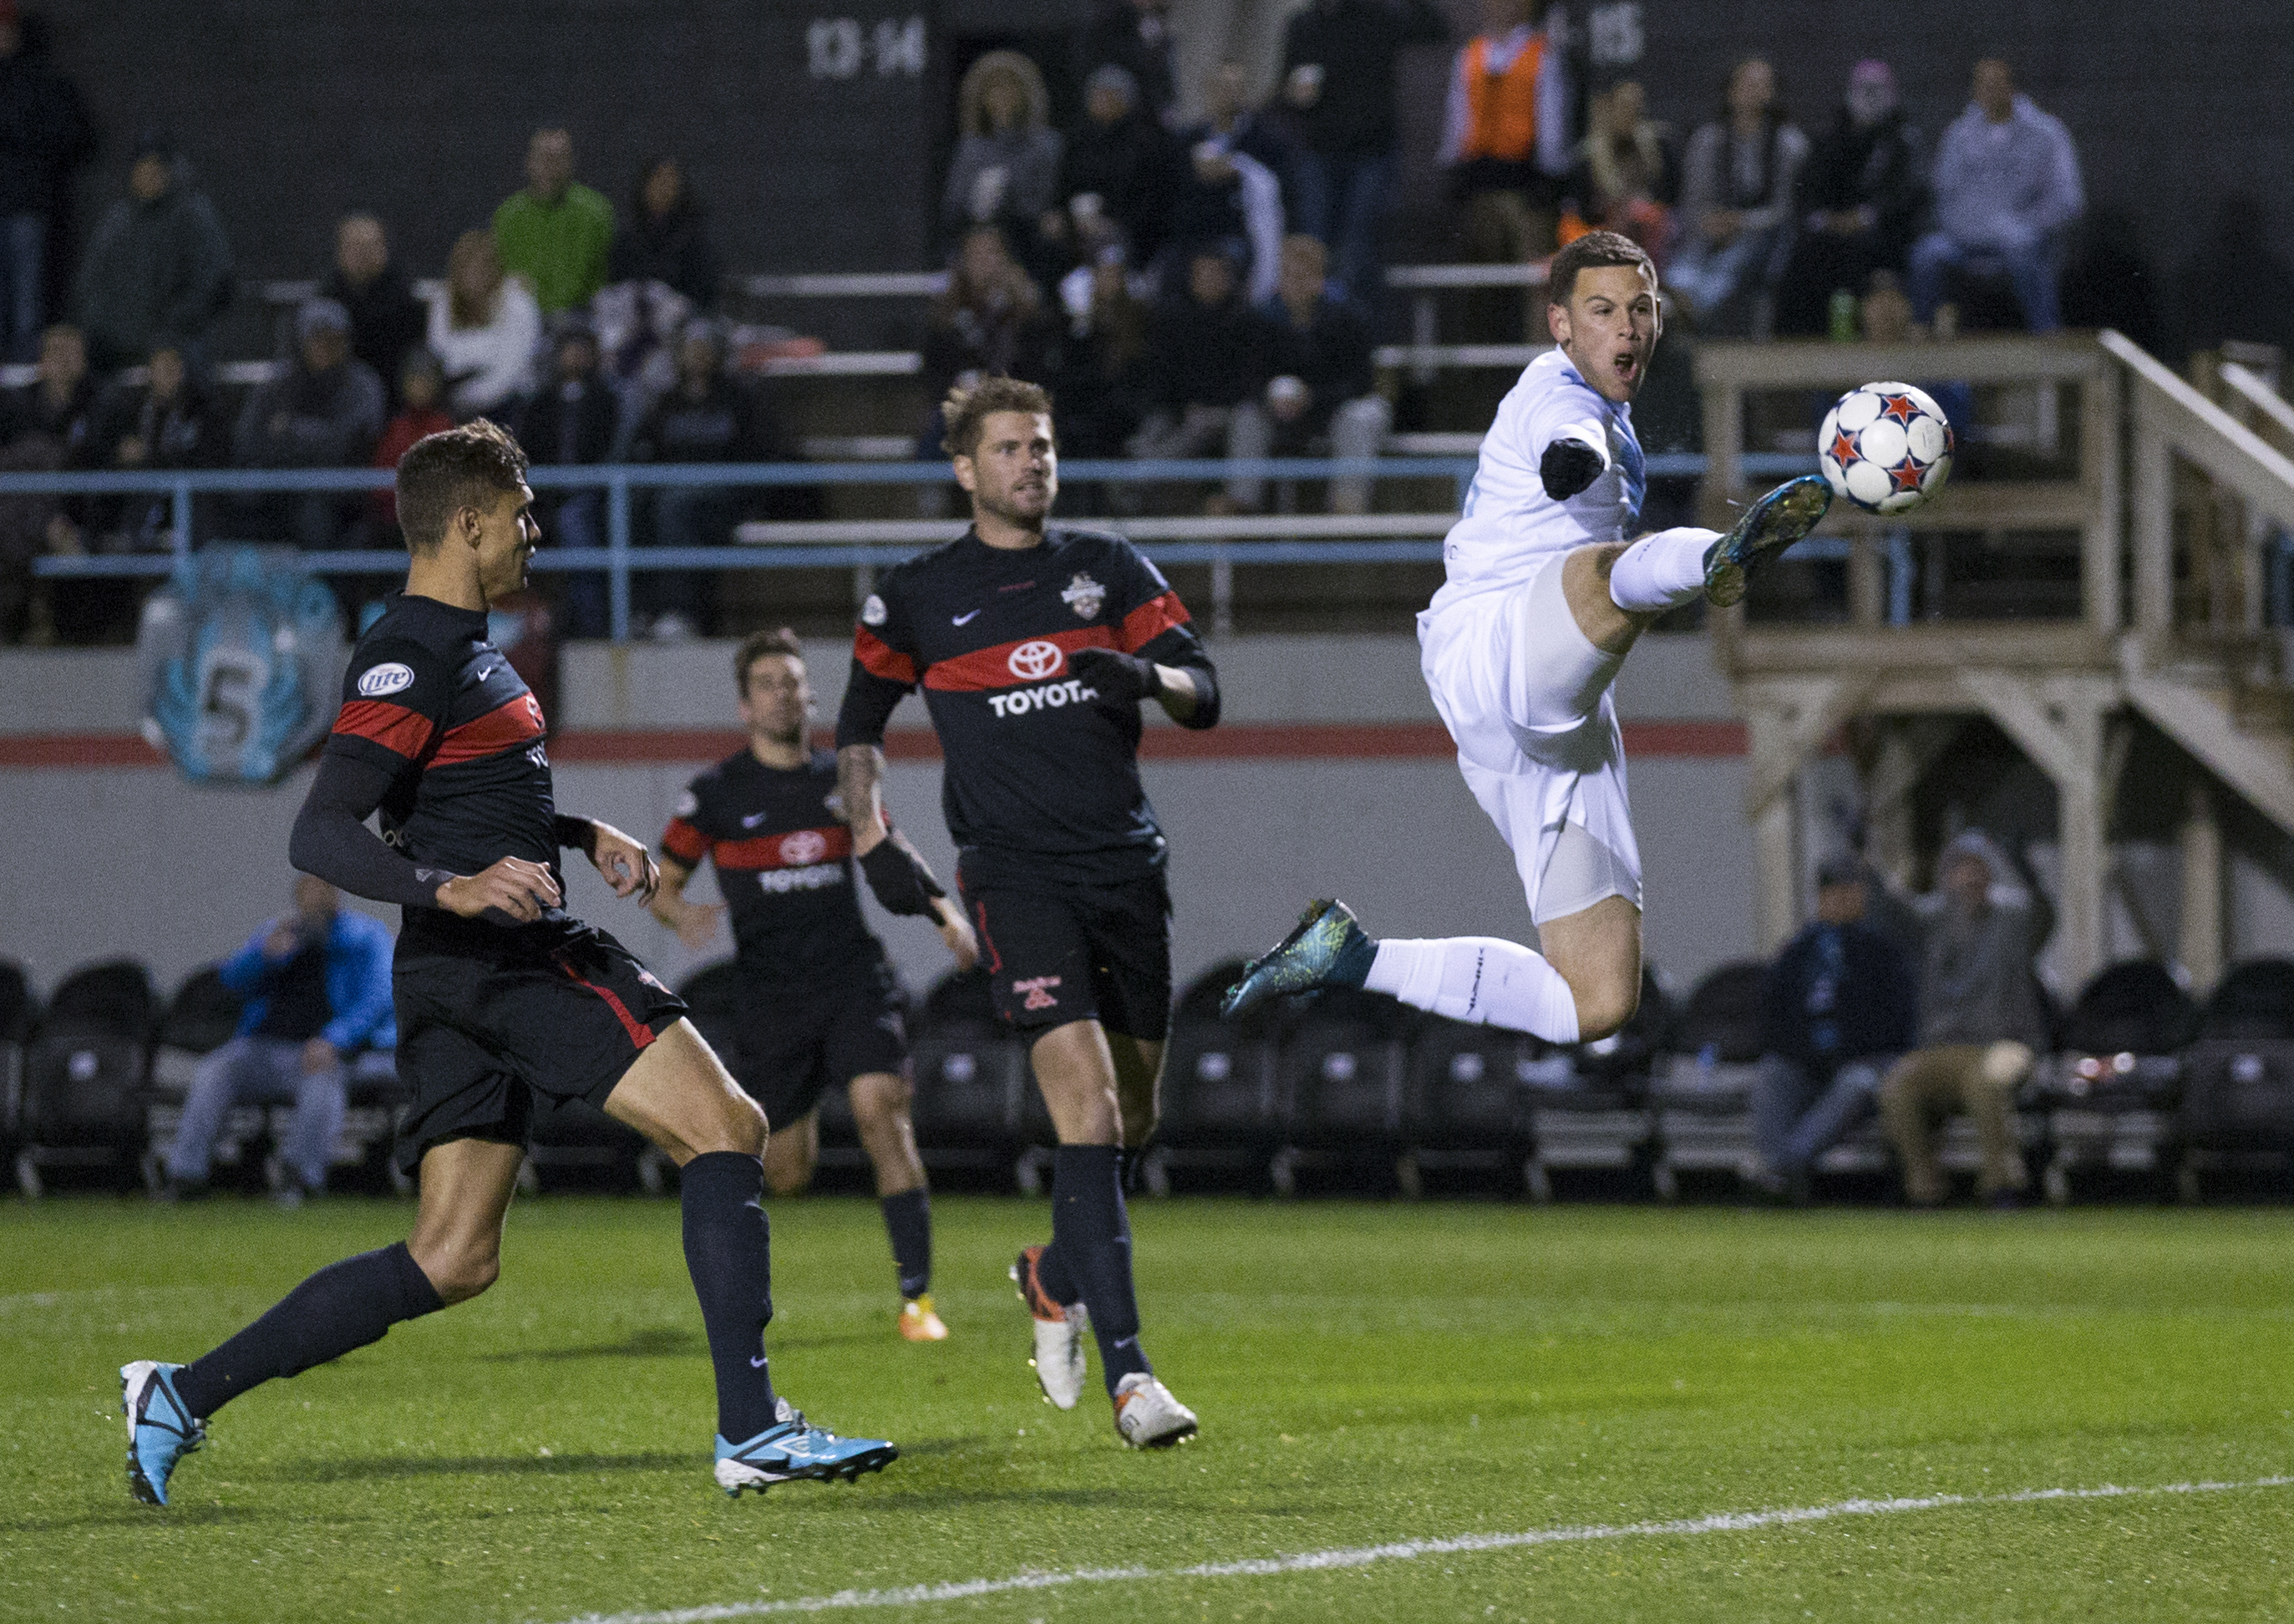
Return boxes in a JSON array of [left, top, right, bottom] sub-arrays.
[[1886, 455, 1926, 495], [1829, 429, 1860, 467], [1877, 393, 1922, 427]]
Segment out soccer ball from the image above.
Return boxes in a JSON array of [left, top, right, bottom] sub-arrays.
[[1817, 383, 1954, 515]]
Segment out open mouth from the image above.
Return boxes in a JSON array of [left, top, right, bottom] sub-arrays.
[[1613, 352, 1640, 381]]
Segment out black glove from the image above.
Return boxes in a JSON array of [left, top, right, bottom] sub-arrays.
[[1070, 646, 1161, 706], [858, 839, 944, 917], [1540, 437, 1606, 501]]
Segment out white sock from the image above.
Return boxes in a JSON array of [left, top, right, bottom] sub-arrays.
[[1363, 937, 1581, 1043], [1607, 527, 1720, 613]]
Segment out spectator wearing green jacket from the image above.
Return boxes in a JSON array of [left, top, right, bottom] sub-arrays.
[[492, 128, 613, 316]]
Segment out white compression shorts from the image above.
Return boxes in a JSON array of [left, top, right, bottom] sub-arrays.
[[1418, 549, 1645, 925]]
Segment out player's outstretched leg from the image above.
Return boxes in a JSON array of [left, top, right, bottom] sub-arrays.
[[606, 1021, 897, 1495], [1698, 475, 1832, 608]]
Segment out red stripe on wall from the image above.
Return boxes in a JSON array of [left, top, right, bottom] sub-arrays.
[[0, 718, 1756, 769]]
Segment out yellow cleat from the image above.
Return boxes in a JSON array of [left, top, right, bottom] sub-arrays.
[[898, 1295, 949, 1342]]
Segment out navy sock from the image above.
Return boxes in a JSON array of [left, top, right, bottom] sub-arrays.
[[1034, 1237, 1082, 1307], [681, 1150, 779, 1441], [174, 1241, 444, 1419], [1049, 1144, 1151, 1394], [880, 1187, 932, 1300]]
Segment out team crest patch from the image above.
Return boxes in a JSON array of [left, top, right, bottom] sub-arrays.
[[860, 593, 888, 627], [1060, 573, 1105, 620]]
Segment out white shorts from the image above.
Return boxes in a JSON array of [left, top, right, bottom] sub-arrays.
[[1418, 551, 1644, 925]]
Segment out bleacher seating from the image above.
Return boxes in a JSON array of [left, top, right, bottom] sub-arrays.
[[0, 961, 36, 1163], [1525, 966, 1671, 1201], [15, 959, 155, 1197], [906, 968, 1026, 1188], [1142, 960, 1280, 1195], [1650, 962, 1769, 1200], [2033, 960, 2195, 1202], [1270, 985, 1413, 1196], [1403, 1017, 1539, 1195]]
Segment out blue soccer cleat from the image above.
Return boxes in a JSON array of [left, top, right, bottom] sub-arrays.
[[1221, 898, 1376, 1020], [1703, 475, 1833, 608], [121, 1360, 205, 1506], [713, 1398, 897, 1497]]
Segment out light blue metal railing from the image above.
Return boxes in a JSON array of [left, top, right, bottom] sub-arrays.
[[12, 451, 1820, 639]]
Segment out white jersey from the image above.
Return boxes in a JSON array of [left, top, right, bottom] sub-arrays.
[[1424, 347, 1647, 622]]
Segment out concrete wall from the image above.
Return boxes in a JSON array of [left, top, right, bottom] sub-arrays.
[[0, 632, 1758, 1004]]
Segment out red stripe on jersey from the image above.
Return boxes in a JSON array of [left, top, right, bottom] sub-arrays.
[[921, 627, 1114, 693], [554, 953, 654, 1052], [429, 694, 545, 767], [855, 628, 917, 685], [331, 698, 434, 760], [712, 824, 854, 872], [1118, 591, 1191, 653], [660, 817, 708, 865]]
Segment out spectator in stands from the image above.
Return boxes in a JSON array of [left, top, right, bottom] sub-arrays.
[[0, 317, 93, 453], [1278, 0, 1449, 304], [425, 227, 542, 419], [233, 297, 386, 549], [1197, 62, 1297, 202], [1053, 65, 1180, 272], [91, 343, 222, 549], [1165, 89, 1285, 306], [0, 319, 96, 639], [159, 875, 394, 1205], [72, 132, 233, 373], [1261, 234, 1387, 514], [1047, 247, 1148, 460], [1878, 830, 2053, 1208], [1569, 79, 1677, 266], [1774, 60, 1926, 337], [493, 127, 614, 317], [516, 317, 621, 637], [942, 53, 1064, 263], [1083, 0, 1177, 126], [627, 317, 779, 638], [0, 1, 95, 362], [922, 226, 1058, 398], [1667, 58, 1808, 335], [1439, 0, 1571, 272], [606, 157, 720, 309], [1132, 241, 1281, 510], [1751, 855, 1917, 1202], [319, 214, 425, 407], [1909, 59, 2083, 335], [360, 346, 452, 547]]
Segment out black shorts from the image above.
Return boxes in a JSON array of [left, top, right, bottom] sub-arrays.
[[732, 962, 907, 1129], [390, 919, 688, 1174], [961, 870, 1173, 1041]]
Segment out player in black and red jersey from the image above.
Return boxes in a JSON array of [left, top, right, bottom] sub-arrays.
[[833, 377, 1218, 1449], [650, 626, 977, 1342], [119, 421, 894, 1508]]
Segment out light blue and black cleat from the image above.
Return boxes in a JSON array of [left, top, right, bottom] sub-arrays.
[[1221, 898, 1377, 1020], [1702, 475, 1833, 608], [714, 1398, 897, 1497], [121, 1360, 205, 1506]]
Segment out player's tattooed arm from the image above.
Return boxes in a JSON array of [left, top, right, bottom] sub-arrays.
[[835, 743, 891, 855], [555, 815, 662, 902]]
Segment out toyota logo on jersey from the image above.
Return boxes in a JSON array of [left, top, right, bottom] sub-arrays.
[[1007, 640, 1063, 681], [779, 829, 829, 865]]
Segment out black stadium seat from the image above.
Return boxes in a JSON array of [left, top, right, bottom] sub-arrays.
[[906, 967, 1024, 1187], [1528, 964, 1671, 1200], [0, 960, 36, 1156], [16, 958, 157, 1197], [1652, 961, 1769, 1199], [2033, 960, 2195, 1203], [2199, 958, 2294, 1042], [1271, 984, 1413, 1195], [144, 964, 255, 1192], [1404, 1016, 1536, 1194], [1145, 958, 1281, 1195]]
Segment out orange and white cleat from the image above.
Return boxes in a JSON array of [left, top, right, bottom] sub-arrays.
[[898, 1295, 949, 1342], [1113, 1371, 1198, 1449], [1010, 1245, 1088, 1408]]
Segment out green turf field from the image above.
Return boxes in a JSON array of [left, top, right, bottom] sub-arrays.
[[6, 1196, 2293, 1622]]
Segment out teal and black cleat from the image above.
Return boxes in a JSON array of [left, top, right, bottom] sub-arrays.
[[714, 1398, 897, 1497], [1703, 475, 1833, 608], [1221, 898, 1376, 1020], [121, 1360, 205, 1507]]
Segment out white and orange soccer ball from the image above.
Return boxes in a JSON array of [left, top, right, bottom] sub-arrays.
[[1817, 383, 1954, 515]]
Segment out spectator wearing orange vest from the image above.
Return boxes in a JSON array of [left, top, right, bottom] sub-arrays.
[[1439, 0, 1572, 274]]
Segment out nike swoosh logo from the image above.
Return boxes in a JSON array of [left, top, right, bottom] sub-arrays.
[[952, 610, 981, 626], [742, 812, 768, 828], [750, 1354, 769, 1368]]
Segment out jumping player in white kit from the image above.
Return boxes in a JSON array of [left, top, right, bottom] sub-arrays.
[[1224, 231, 1830, 1042]]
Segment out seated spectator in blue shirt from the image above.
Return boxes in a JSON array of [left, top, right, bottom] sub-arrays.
[[1908, 58, 2082, 333], [1751, 855, 1916, 1200], [160, 875, 395, 1203]]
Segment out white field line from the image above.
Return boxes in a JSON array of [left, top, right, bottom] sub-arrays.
[[543, 1473, 2294, 1624]]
